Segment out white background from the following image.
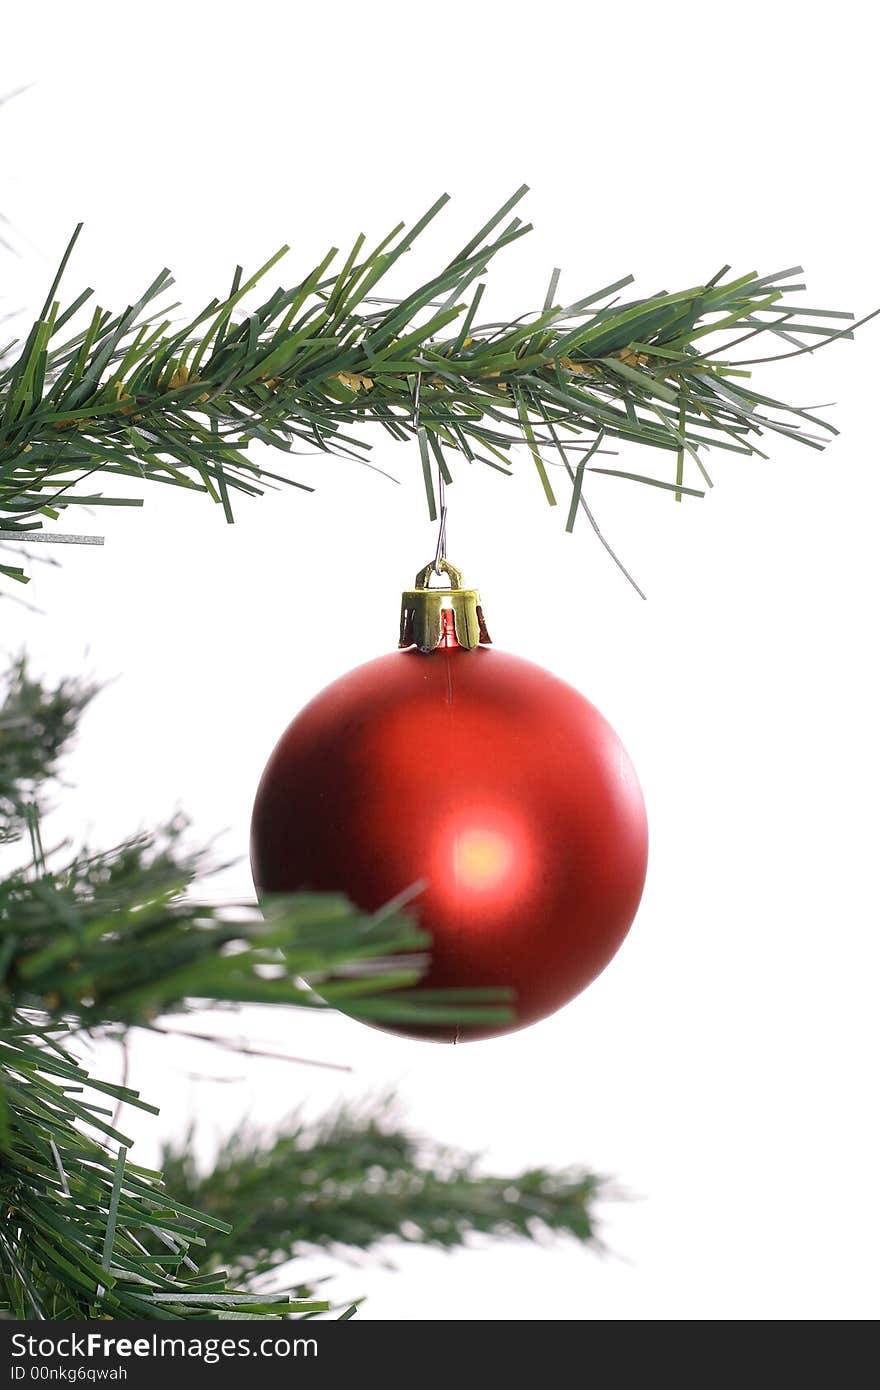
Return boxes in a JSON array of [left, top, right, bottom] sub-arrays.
[[2, 2, 878, 1320]]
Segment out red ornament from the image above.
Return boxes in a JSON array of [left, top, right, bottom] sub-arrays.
[[250, 563, 648, 1042]]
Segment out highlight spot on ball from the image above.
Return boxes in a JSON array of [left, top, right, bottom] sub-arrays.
[[453, 827, 515, 891]]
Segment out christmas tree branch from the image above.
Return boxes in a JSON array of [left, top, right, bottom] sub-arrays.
[[0, 1022, 327, 1319], [0, 660, 513, 1319], [0, 663, 510, 1035], [0, 655, 96, 839], [2, 189, 872, 583], [160, 1105, 606, 1285], [0, 824, 509, 1033]]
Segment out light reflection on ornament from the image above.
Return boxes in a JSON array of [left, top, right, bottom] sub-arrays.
[[433, 807, 533, 923], [453, 827, 514, 892]]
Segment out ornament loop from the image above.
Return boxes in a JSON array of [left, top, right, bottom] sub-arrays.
[[415, 558, 463, 590]]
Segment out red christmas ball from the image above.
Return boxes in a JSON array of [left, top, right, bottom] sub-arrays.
[[251, 578, 647, 1042]]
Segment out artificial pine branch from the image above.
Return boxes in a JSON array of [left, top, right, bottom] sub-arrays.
[[1, 188, 871, 583], [0, 661, 505, 1320], [161, 1105, 605, 1285], [0, 663, 510, 1035], [0, 657, 95, 838], [0, 1023, 327, 1320], [1, 823, 509, 1032]]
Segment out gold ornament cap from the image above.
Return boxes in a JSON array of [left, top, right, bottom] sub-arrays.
[[399, 559, 492, 652]]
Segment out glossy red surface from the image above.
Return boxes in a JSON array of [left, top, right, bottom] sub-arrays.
[[250, 637, 648, 1042]]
